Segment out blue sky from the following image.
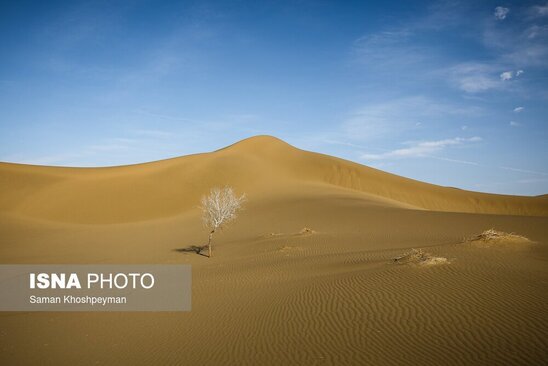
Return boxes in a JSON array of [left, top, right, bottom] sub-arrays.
[[0, 0, 547, 195]]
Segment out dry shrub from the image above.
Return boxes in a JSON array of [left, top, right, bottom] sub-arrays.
[[468, 229, 531, 248], [420, 256, 449, 266], [392, 248, 448, 266], [263, 228, 314, 239], [471, 229, 529, 242], [279, 245, 302, 252], [299, 227, 315, 235]]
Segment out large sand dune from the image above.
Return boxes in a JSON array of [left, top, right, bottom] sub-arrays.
[[1, 135, 547, 365], [1, 135, 547, 224]]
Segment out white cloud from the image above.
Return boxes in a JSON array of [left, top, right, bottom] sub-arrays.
[[500, 71, 513, 80], [500, 70, 524, 81], [513, 106, 524, 112], [509, 121, 522, 127], [361, 137, 482, 160], [494, 6, 510, 20], [461, 125, 468, 130]]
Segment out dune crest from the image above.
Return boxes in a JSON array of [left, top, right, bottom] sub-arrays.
[[0, 135, 547, 224]]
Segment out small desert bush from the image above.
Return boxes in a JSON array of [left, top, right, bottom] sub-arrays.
[[392, 248, 448, 266], [467, 229, 531, 249], [299, 227, 315, 235], [471, 229, 529, 242]]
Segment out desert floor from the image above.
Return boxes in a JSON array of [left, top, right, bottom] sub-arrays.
[[1, 136, 547, 365]]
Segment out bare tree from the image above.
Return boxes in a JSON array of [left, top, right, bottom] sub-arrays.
[[200, 186, 246, 258]]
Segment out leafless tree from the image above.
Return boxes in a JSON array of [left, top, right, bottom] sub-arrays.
[[200, 186, 246, 258]]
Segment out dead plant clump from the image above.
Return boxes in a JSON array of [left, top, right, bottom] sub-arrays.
[[392, 248, 449, 266], [279, 245, 302, 253], [299, 227, 315, 235], [469, 229, 531, 247]]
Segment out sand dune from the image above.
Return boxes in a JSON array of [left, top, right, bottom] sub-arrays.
[[1, 135, 547, 365], [1, 135, 546, 224]]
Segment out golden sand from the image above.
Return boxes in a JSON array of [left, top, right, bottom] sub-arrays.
[[1, 136, 547, 365]]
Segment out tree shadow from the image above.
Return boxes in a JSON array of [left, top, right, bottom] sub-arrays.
[[173, 245, 209, 257]]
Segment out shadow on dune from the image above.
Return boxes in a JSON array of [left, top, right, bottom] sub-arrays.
[[174, 245, 209, 257]]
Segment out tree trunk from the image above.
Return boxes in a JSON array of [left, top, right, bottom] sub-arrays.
[[208, 230, 214, 258]]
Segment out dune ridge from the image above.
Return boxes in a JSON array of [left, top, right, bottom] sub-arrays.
[[1, 135, 546, 224]]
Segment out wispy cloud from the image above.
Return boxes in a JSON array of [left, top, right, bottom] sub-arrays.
[[530, 3, 548, 18], [351, 29, 427, 71], [525, 24, 548, 39], [500, 166, 548, 176], [8, 152, 87, 166], [509, 121, 522, 127], [517, 178, 548, 184], [361, 137, 482, 160], [513, 106, 524, 112], [447, 64, 526, 93], [133, 129, 174, 139], [133, 109, 195, 123], [484, 8, 548, 68], [342, 96, 481, 140], [88, 138, 137, 152], [352, 1, 545, 101], [448, 63, 502, 93], [34, 3, 221, 103], [429, 155, 480, 166]]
